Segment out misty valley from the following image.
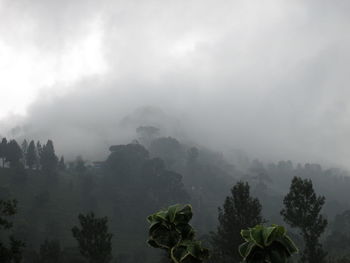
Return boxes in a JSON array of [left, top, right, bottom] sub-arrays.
[[0, 126, 350, 263]]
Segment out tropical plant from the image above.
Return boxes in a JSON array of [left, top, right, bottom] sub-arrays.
[[147, 204, 209, 263], [239, 224, 298, 263]]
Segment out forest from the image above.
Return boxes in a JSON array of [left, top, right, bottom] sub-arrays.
[[1, 126, 350, 263]]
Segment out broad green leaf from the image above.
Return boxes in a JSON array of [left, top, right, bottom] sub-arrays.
[[168, 204, 180, 223], [241, 229, 252, 242], [262, 226, 276, 246], [250, 226, 264, 248], [239, 241, 256, 258]]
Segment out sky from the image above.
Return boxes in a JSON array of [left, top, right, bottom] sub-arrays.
[[0, 0, 350, 168]]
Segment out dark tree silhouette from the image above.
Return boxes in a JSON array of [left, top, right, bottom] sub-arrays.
[[58, 156, 66, 171], [72, 212, 113, 263], [211, 181, 264, 263], [281, 176, 328, 263], [38, 239, 62, 263], [40, 140, 58, 175], [21, 140, 28, 165], [26, 140, 37, 169], [36, 141, 43, 169], [6, 140, 22, 168], [0, 138, 7, 168], [0, 199, 25, 263]]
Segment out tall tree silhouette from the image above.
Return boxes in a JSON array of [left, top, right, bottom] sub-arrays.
[[281, 176, 328, 263], [41, 140, 58, 175], [211, 181, 264, 263], [0, 199, 25, 263], [26, 140, 37, 169], [72, 212, 113, 263], [6, 140, 22, 168], [0, 138, 7, 168]]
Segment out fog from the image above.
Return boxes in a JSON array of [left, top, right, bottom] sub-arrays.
[[1, 0, 350, 167]]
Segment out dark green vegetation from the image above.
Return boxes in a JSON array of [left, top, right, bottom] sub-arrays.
[[210, 181, 264, 262], [72, 213, 113, 263], [239, 225, 298, 263], [1, 127, 350, 262], [281, 177, 327, 263], [0, 199, 25, 262], [147, 204, 209, 263]]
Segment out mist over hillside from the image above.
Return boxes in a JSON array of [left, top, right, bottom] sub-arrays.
[[1, 0, 350, 168]]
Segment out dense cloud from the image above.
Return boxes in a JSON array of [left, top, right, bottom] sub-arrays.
[[0, 0, 350, 167]]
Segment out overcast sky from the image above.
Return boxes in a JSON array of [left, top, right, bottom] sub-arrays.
[[0, 0, 349, 167]]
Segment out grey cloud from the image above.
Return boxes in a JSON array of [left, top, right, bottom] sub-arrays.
[[1, 0, 350, 168]]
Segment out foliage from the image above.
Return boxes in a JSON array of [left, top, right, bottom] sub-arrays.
[[147, 204, 209, 263], [26, 140, 37, 169], [6, 140, 23, 168], [281, 176, 328, 263], [0, 199, 25, 263], [72, 212, 113, 263], [0, 138, 7, 167], [40, 140, 58, 175], [211, 181, 264, 263], [38, 239, 62, 263], [238, 224, 298, 263]]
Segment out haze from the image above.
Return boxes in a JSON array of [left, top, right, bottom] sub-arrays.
[[1, 0, 350, 168]]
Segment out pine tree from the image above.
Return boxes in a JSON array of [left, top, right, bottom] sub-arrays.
[[38, 239, 62, 263], [26, 141, 37, 169], [21, 140, 28, 166], [6, 140, 23, 168], [41, 140, 58, 175], [36, 141, 43, 170], [0, 199, 25, 262], [58, 156, 66, 171], [211, 181, 264, 263], [281, 176, 328, 263], [72, 212, 113, 263], [0, 138, 7, 168]]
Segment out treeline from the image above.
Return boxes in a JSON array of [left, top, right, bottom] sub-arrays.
[[0, 138, 64, 173], [1, 127, 350, 262]]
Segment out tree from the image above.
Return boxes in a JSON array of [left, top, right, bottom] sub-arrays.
[[72, 212, 113, 263], [36, 141, 43, 170], [74, 156, 86, 174], [239, 224, 298, 263], [21, 140, 28, 165], [281, 176, 328, 263], [58, 156, 66, 171], [0, 138, 7, 168], [38, 239, 62, 263], [211, 181, 264, 263], [41, 140, 58, 175], [5, 140, 22, 168], [26, 140, 37, 169], [0, 199, 25, 263]]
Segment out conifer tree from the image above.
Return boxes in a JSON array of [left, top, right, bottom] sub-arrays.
[[0, 199, 25, 262], [211, 181, 264, 263], [26, 141, 37, 169], [0, 138, 7, 168], [21, 140, 28, 163], [281, 176, 328, 263], [6, 140, 22, 168], [72, 212, 113, 263], [38, 239, 62, 263], [36, 141, 43, 170], [41, 140, 58, 175], [58, 156, 66, 171]]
